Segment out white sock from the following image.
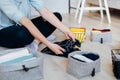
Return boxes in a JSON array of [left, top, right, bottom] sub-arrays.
[[26, 40, 39, 52], [47, 35, 56, 41]]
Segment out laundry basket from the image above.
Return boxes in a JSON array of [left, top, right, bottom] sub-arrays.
[[70, 27, 86, 42], [111, 49, 120, 79], [91, 28, 112, 43], [67, 51, 100, 79], [0, 48, 44, 80]]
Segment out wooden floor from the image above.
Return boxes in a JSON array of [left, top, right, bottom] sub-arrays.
[[39, 11, 120, 80]]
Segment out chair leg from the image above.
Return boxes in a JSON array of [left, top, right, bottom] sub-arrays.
[[99, 0, 104, 23], [75, 0, 82, 19], [78, 0, 86, 24], [103, 0, 111, 24], [69, 0, 71, 14]]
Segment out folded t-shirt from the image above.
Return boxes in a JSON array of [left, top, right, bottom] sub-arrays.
[[72, 54, 93, 63], [1, 54, 35, 64]]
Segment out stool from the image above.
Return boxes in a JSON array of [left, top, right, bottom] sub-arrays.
[[75, 0, 111, 24], [91, 28, 112, 43]]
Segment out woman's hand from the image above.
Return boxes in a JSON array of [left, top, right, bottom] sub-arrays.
[[39, 8, 75, 41], [47, 42, 65, 55], [61, 27, 75, 41]]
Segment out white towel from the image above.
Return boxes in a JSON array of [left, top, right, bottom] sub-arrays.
[[0, 48, 30, 63], [73, 54, 93, 63]]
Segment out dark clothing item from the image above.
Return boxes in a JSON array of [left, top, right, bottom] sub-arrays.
[[41, 39, 81, 58], [82, 53, 99, 61], [0, 12, 62, 48]]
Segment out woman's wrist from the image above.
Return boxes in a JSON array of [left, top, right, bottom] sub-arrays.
[[59, 26, 69, 33], [43, 40, 52, 47]]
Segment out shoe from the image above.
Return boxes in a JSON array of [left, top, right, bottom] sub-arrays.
[[47, 35, 56, 41], [26, 40, 39, 52]]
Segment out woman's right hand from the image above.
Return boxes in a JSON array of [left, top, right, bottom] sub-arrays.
[[47, 42, 65, 55]]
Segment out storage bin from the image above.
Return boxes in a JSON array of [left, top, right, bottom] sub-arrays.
[[111, 49, 120, 79], [70, 27, 86, 42], [67, 51, 100, 79], [0, 48, 43, 80], [91, 28, 112, 43]]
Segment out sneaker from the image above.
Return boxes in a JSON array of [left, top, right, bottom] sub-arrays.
[[47, 35, 56, 41], [26, 40, 39, 52]]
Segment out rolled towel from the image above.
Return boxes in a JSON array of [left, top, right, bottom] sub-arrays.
[[0, 48, 29, 63], [72, 54, 93, 63]]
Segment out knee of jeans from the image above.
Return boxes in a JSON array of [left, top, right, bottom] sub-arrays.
[[17, 29, 34, 45], [54, 12, 62, 21]]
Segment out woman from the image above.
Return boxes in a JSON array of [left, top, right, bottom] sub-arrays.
[[0, 0, 75, 55]]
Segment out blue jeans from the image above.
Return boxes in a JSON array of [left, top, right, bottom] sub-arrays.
[[0, 12, 62, 48]]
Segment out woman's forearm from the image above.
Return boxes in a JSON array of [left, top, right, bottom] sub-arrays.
[[19, 16, 51, 46], [39, 8, 68, 32], [39, 8, 75, 41]]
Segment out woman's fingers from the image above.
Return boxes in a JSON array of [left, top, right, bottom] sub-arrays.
[[69, 32, 75, 41], [58, 45, 65, 52], [65, 31, 75, 41], [55, 44, 65, 55], [48, 43, 65, 55]]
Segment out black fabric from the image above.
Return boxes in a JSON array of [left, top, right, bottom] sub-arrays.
[[111, 49, 120, 79], [112, 61, 120, 79], [41, 39, 81, 58], [82, 53, 99, 61], [0, 12, 62, 48], [0, 25, 34, 48], [31, 12, 62, 37]]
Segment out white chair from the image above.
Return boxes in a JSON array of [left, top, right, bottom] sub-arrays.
[[75, 0, 111, 24]]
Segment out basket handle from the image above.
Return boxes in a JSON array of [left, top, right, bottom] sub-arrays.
[[91, 68, 95, 77], [22, 65, 29, 72]]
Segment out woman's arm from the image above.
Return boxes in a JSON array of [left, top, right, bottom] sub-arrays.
[[39, 8, 75, 41], [19, 16, 65, 54]]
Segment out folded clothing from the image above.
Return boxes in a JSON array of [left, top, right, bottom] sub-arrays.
[[92, 28, 111, 32], [0, 48, 36, 64], [71, 54, 93, 63], [41, 39, 81, 58], [71, 53, 100, 63], [82, 53, 99, 61], [1, 54, 36, 64]]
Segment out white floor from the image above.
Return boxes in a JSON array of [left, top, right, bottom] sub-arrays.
[[38, 12, 120, 80]]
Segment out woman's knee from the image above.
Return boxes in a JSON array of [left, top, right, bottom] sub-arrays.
[[17, 27, 34, 45], [54, 12, 62, 21]]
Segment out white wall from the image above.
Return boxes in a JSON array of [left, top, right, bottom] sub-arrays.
[[31, 0, 69, 17], [31, 0, 79, 17], [44, 0, 68, 13], [70, 0, 79, 8]]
